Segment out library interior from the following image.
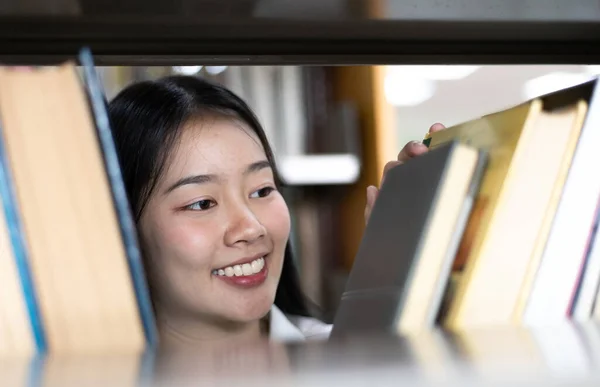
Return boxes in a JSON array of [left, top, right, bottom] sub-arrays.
[[1, 1, 600, 386]]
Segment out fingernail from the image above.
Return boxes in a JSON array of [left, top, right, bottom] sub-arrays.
[[430, 123, 445, 131], [410, 141, 426, 150], [367, 185, 375, 199]]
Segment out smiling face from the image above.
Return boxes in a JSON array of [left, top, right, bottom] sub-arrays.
[[139, 115, 291, 329]]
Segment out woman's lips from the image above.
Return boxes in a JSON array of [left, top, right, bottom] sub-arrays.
[[213, 256, 268, 288]]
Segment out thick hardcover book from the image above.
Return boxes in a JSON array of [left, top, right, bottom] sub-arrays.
[[0, 53, 151, 353], [330, 141, 486, 338], [0, 118, 46, 353]]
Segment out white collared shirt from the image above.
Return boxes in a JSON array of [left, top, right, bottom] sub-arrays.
[[268, 305, 332, 342]]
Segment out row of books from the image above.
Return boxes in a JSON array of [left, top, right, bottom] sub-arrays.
[[2, 46, 600, 359], [0, 49, 156, 356], [332, 76, 600, 337]]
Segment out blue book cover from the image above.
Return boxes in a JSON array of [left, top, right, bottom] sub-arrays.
[[0, 119, 46, 352], [77, 48, 158, 347]]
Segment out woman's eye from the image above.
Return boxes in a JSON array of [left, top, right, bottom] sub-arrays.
[[250, 186, 275, 199], [185, 199, 215, 211]]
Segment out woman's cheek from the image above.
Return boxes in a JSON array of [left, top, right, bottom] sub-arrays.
[[158, 216, 219, 268], [262, 195, 291, 241]]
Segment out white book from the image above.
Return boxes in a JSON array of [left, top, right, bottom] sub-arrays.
[[524, 77, 600, 325]]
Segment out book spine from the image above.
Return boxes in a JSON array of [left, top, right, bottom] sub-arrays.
[[568, 194, 600, 316], [0, 120, 46, 352], [77, 47, 158, 347]]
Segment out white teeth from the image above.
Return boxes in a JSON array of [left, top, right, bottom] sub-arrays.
[[213, 257, 265, 277], [233, 265, 243, 276]]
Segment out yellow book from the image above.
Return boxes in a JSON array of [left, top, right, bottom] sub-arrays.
[[424, 99, 543, 328]]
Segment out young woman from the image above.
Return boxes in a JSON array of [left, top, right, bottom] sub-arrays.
[[108, 75, 444, 349]]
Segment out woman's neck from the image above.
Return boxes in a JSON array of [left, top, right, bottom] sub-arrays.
[[155, 307, 268, 351]]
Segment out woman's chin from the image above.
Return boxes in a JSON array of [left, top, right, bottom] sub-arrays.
[[225, 284, 278, 321], [231, 303, 273, 323], [221, 296, 275, 324]]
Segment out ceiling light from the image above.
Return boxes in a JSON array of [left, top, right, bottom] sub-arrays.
[[172, 66, 203, 75], [205, 66, 228, 75], [523, 72, 595, 100]]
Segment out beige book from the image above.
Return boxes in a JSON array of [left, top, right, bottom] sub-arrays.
[[0, 193, 34, 356], [0, 63, 144, 354], [0, 357, 31, 387]]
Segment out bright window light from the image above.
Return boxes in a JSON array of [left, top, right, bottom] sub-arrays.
[[523, 72, 596, 100], [384, 73, 436, 107], [585, 65, 600, 75]]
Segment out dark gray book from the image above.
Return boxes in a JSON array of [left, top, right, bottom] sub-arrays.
[[330, 141, 487, 339]]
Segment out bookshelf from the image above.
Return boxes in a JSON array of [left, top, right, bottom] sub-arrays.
[[0, 0, 599, 65], [1, 1, 600, 386], [331, 65, 397, 273]]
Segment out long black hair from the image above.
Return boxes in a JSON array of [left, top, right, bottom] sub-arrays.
[[107, 75, 314, 319]]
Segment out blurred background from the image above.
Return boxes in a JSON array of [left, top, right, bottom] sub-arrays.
[[96, 64, 600, 321]]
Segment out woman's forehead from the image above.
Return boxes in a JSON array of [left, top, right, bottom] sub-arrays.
[[169, 117, 267, 174]]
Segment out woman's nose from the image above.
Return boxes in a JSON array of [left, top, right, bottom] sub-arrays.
[[224, 205, 266, 246]]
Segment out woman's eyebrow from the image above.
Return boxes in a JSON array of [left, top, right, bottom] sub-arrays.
[[164, 160, 271, 194], [244, 160, 271, 175], [164, 174, 217, 194]]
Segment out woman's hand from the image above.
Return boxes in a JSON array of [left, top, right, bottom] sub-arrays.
[[364, 123, 446, 224]]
